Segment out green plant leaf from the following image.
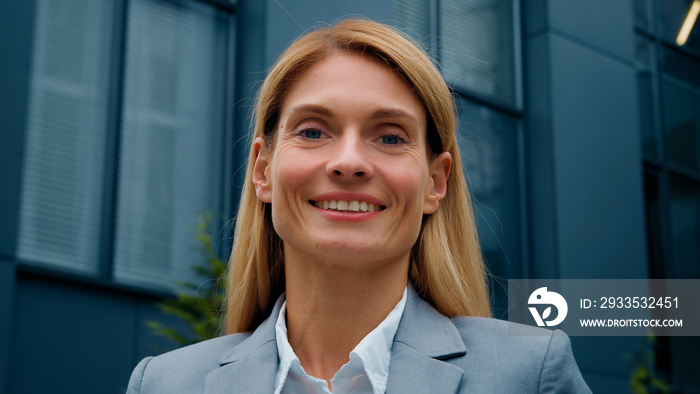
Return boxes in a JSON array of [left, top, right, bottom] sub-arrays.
[[146, 211, 228, 350]]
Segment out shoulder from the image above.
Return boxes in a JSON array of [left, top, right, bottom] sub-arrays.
[[447, 316, 591, 393], [127, 333, 251, 394], [450, 315, 559, 351]]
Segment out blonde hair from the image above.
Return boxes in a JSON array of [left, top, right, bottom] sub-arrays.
[[225, 18, 490, 334]]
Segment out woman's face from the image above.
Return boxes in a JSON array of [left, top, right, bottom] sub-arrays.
[[253, 52, 450, 269]]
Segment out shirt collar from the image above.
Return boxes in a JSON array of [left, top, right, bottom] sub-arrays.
[[273, 287, 408, 394]]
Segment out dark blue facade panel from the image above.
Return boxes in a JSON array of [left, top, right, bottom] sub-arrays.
[[548, 33, 647, 279], [0, 0, 35, 259], [0, 261, 17, 394], [264, 0, 393, 69], [549, 0, 635, 62], [10, 276, 137, 394]]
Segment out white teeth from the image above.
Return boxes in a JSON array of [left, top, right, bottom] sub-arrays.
[[313, 199, 382, 212]]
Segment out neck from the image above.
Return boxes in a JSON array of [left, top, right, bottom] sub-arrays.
[[283, 248, 408, 380]]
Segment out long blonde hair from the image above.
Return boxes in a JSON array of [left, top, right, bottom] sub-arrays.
[[225, 18, 490, 334]]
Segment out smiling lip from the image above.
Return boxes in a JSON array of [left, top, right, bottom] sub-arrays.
[[310, 192, 385, 207], [309, 192, 386, 218]]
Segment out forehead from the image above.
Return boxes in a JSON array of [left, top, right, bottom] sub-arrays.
[[278, 52, 426, 126]]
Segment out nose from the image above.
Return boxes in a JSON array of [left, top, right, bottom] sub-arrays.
[[326, 134, 374, 181]]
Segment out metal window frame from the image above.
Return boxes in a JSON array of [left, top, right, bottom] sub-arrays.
[[435, 0, 529, 281], [16, 0, 237, 296], [635, 0, 700, 387]]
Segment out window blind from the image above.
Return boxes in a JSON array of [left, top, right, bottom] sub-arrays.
[[440, 0, 517, 107], [17, 0, 114, 273], [112, 0, 228, 290], [392, 0, 432, 45]]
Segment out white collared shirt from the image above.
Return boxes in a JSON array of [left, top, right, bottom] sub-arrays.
[[273, 287, 408, 394]]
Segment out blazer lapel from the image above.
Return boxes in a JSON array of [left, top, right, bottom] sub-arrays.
[[202, 289, 468, 393], [204, 298, 283, 394], [386, 287, 467, 393], [204, 340, 278, 393]]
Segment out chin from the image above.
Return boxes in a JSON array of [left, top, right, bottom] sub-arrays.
[[317, 243, 407, 267], [316, 240, 379, 257]]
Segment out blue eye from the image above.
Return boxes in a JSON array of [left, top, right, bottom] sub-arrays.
[[302, 129, 323, 139], [381, 135, 402, 145]]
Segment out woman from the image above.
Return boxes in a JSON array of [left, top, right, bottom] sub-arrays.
[[128, 19, 590, 393]]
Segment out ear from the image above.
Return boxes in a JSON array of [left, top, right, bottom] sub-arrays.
[[252, 137, 272, 203], [423, 152, 451, 214]]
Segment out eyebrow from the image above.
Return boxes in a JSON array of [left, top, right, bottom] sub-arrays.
[[285, 104, 334, 119], [285, 104, 420, 126], [368, 108, 420, 126]]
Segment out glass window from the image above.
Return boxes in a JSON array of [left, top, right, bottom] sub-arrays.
[[643, 169, 665, 278], [113, 0, 228, 289], [657, 0, 700, 53], [660, 45, 700, 90], [392, 0, 433, 45], [17, 0, 114, 273], [670, 337, 700, 391], [18, 0, 232, 291], [456, 98, 522, 317], [440, 0, 517, 108], [669, 174, 700, 278], [393, 0, 523, 316], [636, 34, 658, 159], [636, 2, 700, 389], [661, 76, 700, 177]]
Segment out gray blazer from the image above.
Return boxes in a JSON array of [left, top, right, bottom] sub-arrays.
[[128, 288, 591, 393]]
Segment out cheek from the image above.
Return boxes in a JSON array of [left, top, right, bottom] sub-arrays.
[[389, 168, 429, 210], [389, 171, 427, 245], [270, 151, 320, 201], [392, 157, 430, 197]]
